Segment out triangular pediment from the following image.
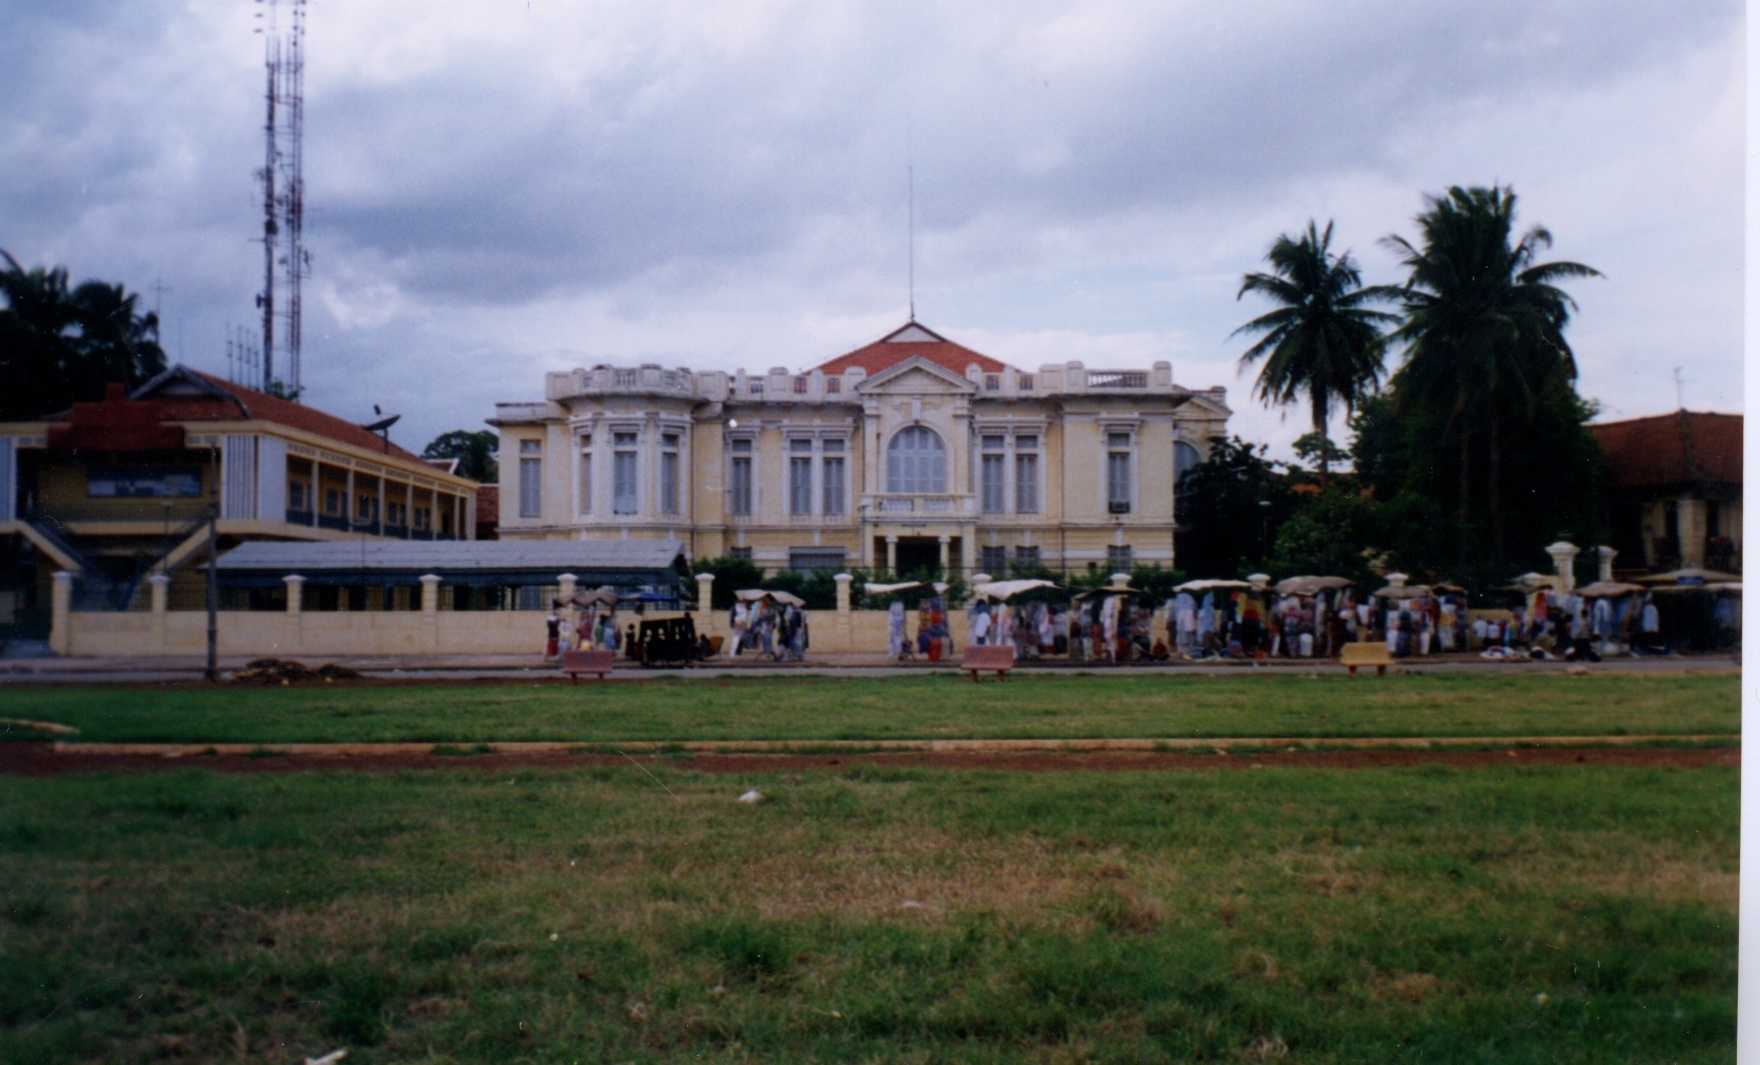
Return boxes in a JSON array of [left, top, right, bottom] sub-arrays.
[[855, 356, 976, 394], [882, 322, 946, 343]]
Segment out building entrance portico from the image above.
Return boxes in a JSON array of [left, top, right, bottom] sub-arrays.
[[870, 531, 966, 578]]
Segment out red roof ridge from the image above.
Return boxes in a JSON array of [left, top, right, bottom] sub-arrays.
[[179, 369, 429, 465], [812, 320, 1011, 378]]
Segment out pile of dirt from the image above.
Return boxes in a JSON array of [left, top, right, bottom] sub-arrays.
[[229, 658, 363, 685]]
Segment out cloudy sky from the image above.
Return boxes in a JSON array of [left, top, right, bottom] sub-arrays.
[[1, 0, 1743, 460]]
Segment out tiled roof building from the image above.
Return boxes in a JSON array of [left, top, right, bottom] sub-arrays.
[[1589, 411, 1742, 574]]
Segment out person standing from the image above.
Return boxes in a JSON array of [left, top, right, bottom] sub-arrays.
[[545, 610, 562, 660]]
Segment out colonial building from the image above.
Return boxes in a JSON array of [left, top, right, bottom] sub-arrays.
[[491, 321, 1230, 577], [1590, 410, 1742, 574], [0, 367, 479, 632]]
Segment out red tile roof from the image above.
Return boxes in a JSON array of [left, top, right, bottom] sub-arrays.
[[1589, 411, 1742, 489], [100, 368, 428, 464], [814, 322, 1011, 377]]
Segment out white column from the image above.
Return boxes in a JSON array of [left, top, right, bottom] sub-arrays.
[[283, 575, 305, 615], [1597, 546, 1618, 584], [938, 534, 951, 574], [885, 535, 898, 573], [833, 571, 853, 650], [695, 571, 716, 636], [149, 573, 172, 616], [1545, 541, 1580, 592], [419, 573, 441, 652], [49, 571, 73, 656]]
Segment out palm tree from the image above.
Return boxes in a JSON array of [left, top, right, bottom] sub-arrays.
[[1233, 221, 1397, 485], [0, 252, 166, 420], [1383, 185, 1600, 563]]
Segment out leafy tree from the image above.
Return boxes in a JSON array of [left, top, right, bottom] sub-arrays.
[[690, 555, 763, 611], [1269, 488, 1379, 586], [0, 252, 167, 420], [1291, 431, 1351, 478], [1382, 186, 1601, 563], [422, 429, 499, 483], [1174, 436, 1299, 578], [1233, 221, 1396, 485]]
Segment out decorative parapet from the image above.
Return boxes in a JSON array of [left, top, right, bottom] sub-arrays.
[[534, 357, 1200, 405]]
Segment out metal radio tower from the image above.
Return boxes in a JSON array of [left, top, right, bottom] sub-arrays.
[[254, 0, 309, 398]]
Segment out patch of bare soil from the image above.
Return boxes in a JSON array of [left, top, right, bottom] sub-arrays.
[[0, 743, 1736, 777]]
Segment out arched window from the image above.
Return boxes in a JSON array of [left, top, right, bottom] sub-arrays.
[[1174, 440, 1202, 482], [887, 426, 947, 494]]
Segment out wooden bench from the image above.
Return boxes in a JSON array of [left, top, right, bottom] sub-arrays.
[[560, 649, 616, 684], [960, 645, 1016, 682], [1340, 641, 1393, 677]]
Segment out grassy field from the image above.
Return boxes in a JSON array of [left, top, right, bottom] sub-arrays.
[[0, 671, 1740, 744], [0, 761, 1735, 1063]]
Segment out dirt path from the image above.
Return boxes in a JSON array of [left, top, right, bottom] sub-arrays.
[[0, 742, 1736, 777]]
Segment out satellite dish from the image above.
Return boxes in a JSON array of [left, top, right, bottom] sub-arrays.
[[360, 411, 401, 453]]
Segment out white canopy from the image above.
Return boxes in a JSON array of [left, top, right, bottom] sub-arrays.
[[863, 581, 926, 596], [1574, 580, 1645, 598], [1273, 575, 1353, 595], [1174, 579, 1252, 592], [1373, 584, 1433, 600], [971, 579, 1058, 601], [1636, 567, 1743, 585], [735, 588, 806, 606]]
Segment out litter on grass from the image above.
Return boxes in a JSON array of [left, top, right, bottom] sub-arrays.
[[738, 789, 763, 804]]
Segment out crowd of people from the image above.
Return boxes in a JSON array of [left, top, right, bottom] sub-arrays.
[[726, 597, 810, 661]]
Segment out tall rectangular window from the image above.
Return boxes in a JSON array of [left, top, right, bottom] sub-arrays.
[[729, 439, 752, 516], [660, 433, 680, 515], [1015, 436, 1039, 514], [519, 439, 542, 518], [613, 432, 638, 515], [981, 454, 1006, 513], [980, 545, 1008, 574], [578, 435, 592, 515], [1107, 432, 1132, 513], [1013, 545, 1041, 569], [822, 439, 845, 517], [1107, 544, 1133, 571], [789, 438, 813, 516]]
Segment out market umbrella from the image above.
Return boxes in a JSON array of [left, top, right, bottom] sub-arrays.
[[1635, 567, 1743, 585], [1372, 584, 1432, 600], [971, 579, 1059, 601], [735, 589, 806, 607], [1073, 584, 1143, 600], [1273, 575, 1352, 596], [556, 587, 619, 608], [1574, 581, 1645, 598], [863, 580, 926, 596], [1428, 583, 1469, 596], [1174, 578, 1252, 592]]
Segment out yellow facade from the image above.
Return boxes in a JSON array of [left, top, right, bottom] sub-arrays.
[[491, 323, 1230, 576]]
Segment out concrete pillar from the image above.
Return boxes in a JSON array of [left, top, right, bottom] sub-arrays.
[[49, 570, 73, 656], [148, 573, 171, 652], [938, 534, 950, 574], [557, 573, 578, 602], [885, 535, 898, 574], [833, 572, 852, 649], [1677, 498, 1707, 568], [1597, 546, 1618, 583], [419, 573, 441, 652], [283, 575, 305, 657], [1545, 541, 1580, 592], [695, 572, 716, 638]]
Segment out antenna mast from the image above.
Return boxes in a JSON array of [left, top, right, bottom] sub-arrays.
[[254, 0, 309, 398]]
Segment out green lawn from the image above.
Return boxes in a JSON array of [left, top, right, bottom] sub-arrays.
[[0, 671, 1740, 745], [0, 762, 1736, 1063]]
